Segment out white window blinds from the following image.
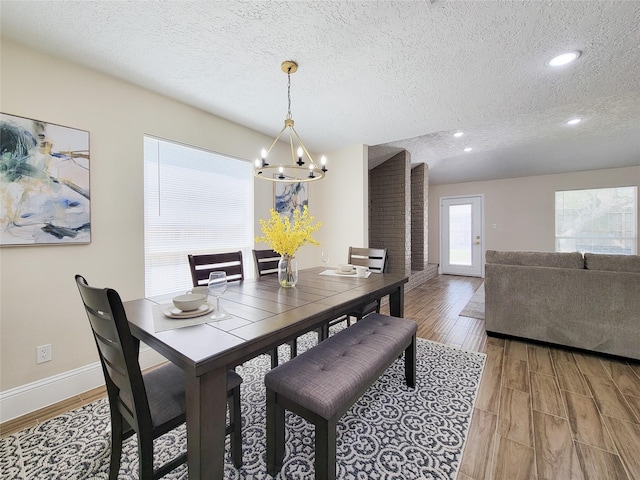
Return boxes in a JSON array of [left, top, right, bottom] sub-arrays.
[[144, 136, 254, 297]]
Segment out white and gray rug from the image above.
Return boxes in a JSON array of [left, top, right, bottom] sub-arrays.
[[1, 330, 486, 480], [459, 283, 485, 320]]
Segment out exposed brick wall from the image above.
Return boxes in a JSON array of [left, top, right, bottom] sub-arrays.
[[411, 164, 429, 271], [369, 151, 411, 276], [406, 264, 438, 292]]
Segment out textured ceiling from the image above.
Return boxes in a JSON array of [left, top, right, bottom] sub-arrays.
[[1, 1, 639, 184]]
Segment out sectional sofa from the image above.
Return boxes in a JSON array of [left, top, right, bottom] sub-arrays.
[[485, 250, 640, 360]]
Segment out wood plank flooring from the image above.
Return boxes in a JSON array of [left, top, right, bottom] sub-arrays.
[[380, 274, 640, 480], [3, 274, 639, 480]]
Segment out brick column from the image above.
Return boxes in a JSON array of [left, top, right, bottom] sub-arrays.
[[369, 151, 411, 277]]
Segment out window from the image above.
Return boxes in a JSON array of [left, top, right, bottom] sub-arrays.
[[555, 186, 637, 255], [144, 136, 253, 297]]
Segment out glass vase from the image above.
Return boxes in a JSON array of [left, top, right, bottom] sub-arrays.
[[278, 254, 298, 287]]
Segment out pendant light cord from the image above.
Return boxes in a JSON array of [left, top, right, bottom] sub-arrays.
[[287, 68, 292, 121]]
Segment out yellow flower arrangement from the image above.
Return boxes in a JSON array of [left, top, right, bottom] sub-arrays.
[[256, 206, 322, 257]]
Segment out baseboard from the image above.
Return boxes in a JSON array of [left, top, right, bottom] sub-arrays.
[[0, 347, 166, 423]]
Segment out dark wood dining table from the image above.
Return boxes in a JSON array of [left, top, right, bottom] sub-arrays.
[[123, 266, 408, 480]]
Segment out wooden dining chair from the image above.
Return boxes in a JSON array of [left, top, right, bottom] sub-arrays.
[[348, 246, 388, 274], [188, 251, 244, 287], [321, 247, 389, 340], [75, 275, 243, 479], [252, 248, 280, 277]]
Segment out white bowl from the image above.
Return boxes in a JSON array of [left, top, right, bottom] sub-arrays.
[[339, 264, 354, 272], [172, 293, 206, 311], [189, 286, 209, 296]]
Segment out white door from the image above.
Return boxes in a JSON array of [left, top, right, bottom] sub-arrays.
[[440, 195, 483, 277]]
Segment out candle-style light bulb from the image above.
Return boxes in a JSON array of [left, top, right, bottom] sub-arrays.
[[254, 158, 261, 168], [261, 148, 267, 159], [296, 146, 304, 166], [278, 165, 285, 180], [321, 155, 327, 172]]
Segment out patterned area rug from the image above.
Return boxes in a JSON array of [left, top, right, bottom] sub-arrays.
[[1, 330, 486, 480], [459, 283, 485, 320]]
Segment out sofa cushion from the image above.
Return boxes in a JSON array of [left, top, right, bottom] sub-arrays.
[[485, 250, 584, 269], [584, 253, 640, 273]]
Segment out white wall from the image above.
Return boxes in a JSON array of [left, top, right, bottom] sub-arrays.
[[0, 39, 366, 420], [312, 145, 369, 266], [428, 166, 640, 265]]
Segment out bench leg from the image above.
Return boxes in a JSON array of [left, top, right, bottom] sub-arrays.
[[271, 348, 279, 369], [266, 389, 285, 475], [315, 417, 337, 480], [405, 333, 416, 388]]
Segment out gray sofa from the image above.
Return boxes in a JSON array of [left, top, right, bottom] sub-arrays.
[[485, 250, 640, 360]]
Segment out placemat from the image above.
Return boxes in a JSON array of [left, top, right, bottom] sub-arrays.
[[152, 303, 214, 332], [319, 269, 372, 278]]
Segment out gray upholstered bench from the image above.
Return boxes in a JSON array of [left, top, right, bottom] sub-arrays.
[[265, 313, 417, 480]]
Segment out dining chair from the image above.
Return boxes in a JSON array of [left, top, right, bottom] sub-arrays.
[[252, 248, 280, 277], [75, 275, 243, 479], [321, 247, 389, 340], [188, 251, 244, 287], [348, 246, 387, 274]]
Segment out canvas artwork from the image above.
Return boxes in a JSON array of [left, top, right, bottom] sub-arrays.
[[274, 181, 308, 220], [0, 113, 90, 246]]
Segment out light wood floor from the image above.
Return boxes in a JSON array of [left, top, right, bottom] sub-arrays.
[[3, 275, 640, 480], [381, 275, 640, 480]]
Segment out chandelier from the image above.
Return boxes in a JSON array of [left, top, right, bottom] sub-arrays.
[[254, 61, 327, 183]]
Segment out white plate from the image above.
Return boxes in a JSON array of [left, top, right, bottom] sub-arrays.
[[163, 303, 214, 319], [335, 269, 356, 275]]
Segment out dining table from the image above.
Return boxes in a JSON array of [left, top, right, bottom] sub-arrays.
[[122, 266, 408, 480]]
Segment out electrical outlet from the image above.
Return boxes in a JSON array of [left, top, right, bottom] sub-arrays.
[[36, 344, 52, 364]]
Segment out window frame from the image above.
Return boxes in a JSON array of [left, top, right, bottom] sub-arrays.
[[143, 135, 254, 297], [555, 186, 637, 255]]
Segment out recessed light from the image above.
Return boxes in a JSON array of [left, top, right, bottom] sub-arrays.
[[547, 50, 581, 67], [464, 147, 473, 152], [453, 131, 464, 138], [567, 118, 582, 125]]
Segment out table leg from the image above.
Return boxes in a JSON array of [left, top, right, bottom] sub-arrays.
[[388, 283, 405, 317], [185, 366, 228, 479]]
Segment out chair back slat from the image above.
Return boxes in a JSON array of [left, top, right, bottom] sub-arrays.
[[188, 251, 244, 286], [348, 247, 388, 273], [253, 249, 280, 277], [75, 275, 151, 428]]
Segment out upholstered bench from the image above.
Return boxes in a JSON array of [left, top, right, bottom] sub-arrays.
[[264, 313, 417, 480]]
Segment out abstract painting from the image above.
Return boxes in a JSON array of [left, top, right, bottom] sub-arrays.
[[274, 180, 308, 220], [0, 113, 90, 246]]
